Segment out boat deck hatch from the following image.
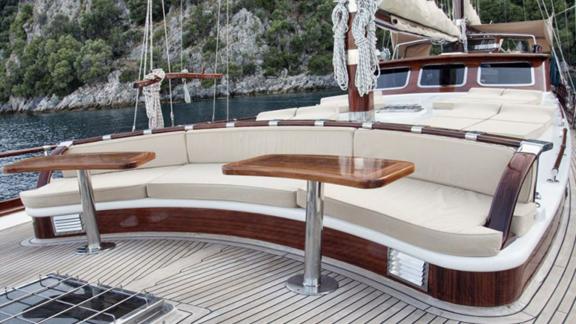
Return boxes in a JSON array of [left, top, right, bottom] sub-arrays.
[[377, 104, 424, 113], [0, 274, 166, 323]]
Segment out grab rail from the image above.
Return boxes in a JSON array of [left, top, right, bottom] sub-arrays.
[[0, 145, 56, 159], [486, 142, 547, 247], [549, 128, 568, 183]]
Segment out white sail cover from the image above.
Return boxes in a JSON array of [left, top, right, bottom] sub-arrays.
[[464, 0, 481, 25], [378, 0, 459, 42]]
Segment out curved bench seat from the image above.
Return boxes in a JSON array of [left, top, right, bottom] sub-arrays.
[[20, 166, 181, 209], [147, 164, 302, 208], [296, 179, 537, 257], [18, 126, 542, 258]]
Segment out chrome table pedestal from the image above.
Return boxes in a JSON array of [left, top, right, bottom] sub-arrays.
[[76, 170, 115, 255], [286, 180, 339, 296]]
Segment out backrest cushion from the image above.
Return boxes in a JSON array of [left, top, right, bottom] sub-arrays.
[[354, 129, 516, 196], [186, 127, 355, 163], [62, 132, 188, 177]]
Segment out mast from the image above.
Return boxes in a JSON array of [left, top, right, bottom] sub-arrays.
[[346, 0, 374, 122], [453, 0, 464, 20]]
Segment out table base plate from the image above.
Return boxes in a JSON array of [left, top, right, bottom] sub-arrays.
[[286, 274, 339, 296], [76, 242, 116, 255]]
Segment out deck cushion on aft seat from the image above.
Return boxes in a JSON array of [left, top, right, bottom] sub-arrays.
[[296, 179, 537, 257], [20, 166, 181, 209], [147, 164, 303, 208], [62, 132, 189, 177]]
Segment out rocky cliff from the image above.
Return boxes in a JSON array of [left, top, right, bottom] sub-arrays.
[[0, 0, 337, 113]]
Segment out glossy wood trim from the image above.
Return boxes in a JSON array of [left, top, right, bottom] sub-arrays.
[[4, 152, 156, 173], [346, 11, 374, 114], [0, 198, 23, 217], [378, 54, 549, 95], [223, 154, 415, 189], [553, 128, 568, 172], [133, 72, 224, 88], [429, 189, 565, 306], [0, 145, 56, 159], [485, 152, 538, 245], [37, 145, 69, 188], [31, 198, 565, 307]]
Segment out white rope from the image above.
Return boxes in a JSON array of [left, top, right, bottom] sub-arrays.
[[332, 0, 349, 91], [212, 0, 222, 122], [225, 0, 230, 121], [352, 0, 380, 97], [161, 0, 175, 127], [143, 69, 166, 129], [180, 0, 192, 104], [132, 0, 153, 131]]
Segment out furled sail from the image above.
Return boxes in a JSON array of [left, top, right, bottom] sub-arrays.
[[463, 0, 481, 25], [377, 0, 459, 42]]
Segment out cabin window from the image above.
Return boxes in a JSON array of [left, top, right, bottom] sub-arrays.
[[376, 67, 410, 90], [418, 64, 467, 88], [478, 62, 534, 86]]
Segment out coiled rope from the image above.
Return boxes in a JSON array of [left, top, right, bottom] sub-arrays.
[[143, 69, 166, 129], [332, 0, 349, 91], [352, 0, 380, 97]]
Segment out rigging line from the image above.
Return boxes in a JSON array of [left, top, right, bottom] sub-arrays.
[[161, 0, 175, 127], [522, 0, 527, 21], [133, 0, 153, 131], [149, 0, 154, 72], [226, 0, 230, 122], [540, 0, 576, 90], [554, 4, 576, 16], [212, 0, 222, 123]]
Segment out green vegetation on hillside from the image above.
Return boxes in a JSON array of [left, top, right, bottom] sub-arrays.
[[0, 0, 573, 103]]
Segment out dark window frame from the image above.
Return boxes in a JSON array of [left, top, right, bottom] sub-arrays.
[[417, 64, 468, 88], [478, 62, 535, 87], [376, 67, 411, 90]]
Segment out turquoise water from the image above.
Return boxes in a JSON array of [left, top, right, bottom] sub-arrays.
[[0, 89, 343, 201]]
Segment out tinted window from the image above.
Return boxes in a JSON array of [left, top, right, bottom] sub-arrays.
[[419, 64, 466, 87], [377, 68, 410, 89], [479, 62, 533, 85]]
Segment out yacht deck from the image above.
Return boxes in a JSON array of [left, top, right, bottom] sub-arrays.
[[0, 146, 574, 323]]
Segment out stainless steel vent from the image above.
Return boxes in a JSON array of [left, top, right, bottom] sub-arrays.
[[387, 249, 428, 290], [52, 214, 84, 236]]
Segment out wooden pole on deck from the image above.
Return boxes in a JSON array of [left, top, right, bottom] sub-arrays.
[[346, 0, 374, 122]]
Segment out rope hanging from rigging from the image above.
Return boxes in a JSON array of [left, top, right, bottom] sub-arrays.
[[332, 0, 349, 91], [352, 0, 380, 97], [143, 69, 166, 129]]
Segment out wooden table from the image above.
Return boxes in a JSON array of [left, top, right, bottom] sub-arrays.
[[4, 152, 156, 254], [223, 154, 415, 296]]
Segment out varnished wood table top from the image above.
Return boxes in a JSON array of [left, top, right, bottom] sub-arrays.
[[3, 152, 156, 173], [222, 154, 415, 189]]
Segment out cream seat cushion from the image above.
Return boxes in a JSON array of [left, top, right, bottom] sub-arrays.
[[434, 102, 501, 119], [466, 120, 548, 139], [21, 166, 180, 209], [256, 108, 297, 121], [292, 105, 340, 120], [296, 179, 537, 257], [62, 132, 188, 177], [147, 164, 302, 208], [469, 87, 506, 95], [395, 117, 483, 130], [186, 127, 355, 163]]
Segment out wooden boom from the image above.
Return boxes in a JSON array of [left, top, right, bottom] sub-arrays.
[[133, 72, 224, 89]]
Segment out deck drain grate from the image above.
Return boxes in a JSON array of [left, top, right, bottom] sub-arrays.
[[0, 274, 168, 323]]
